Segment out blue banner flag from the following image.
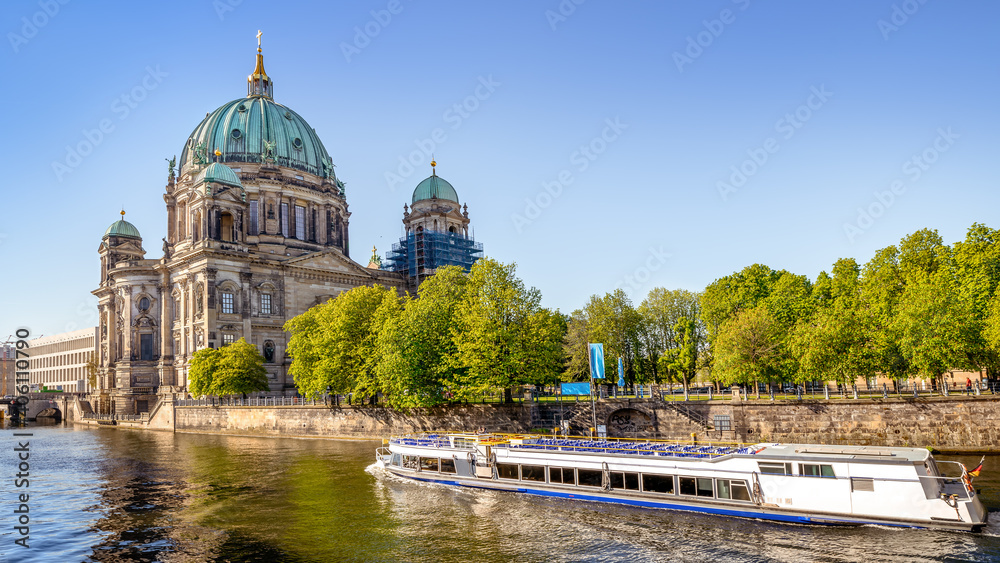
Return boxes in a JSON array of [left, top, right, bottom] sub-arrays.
[[561, 382, 591, 395], [617, 357, 625, 387], [589, 343, 605, 379]]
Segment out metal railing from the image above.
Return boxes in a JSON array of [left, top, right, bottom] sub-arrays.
[[82, 412, 147, 421], [176, 396, 328, 407]]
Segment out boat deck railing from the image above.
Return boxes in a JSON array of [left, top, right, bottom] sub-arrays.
[[390, 434, 467, 449], [511, 438, 758, 459], [388, 433, 759, 459]]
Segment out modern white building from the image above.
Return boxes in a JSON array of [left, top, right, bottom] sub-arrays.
[[27, 328, 98, 393]]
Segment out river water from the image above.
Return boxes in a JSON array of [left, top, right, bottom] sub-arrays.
[[3, 424, 1000, 563]]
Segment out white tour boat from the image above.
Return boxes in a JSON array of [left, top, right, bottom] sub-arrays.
[[375, 433, 988, 532]]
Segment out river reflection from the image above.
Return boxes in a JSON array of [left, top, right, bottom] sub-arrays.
[[4, 425, 1000, 562]]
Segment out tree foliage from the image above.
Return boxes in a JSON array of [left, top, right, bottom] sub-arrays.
[[284, 259, 565, 407], [188, 338, 268, 397], [450, 259, 564, 399]]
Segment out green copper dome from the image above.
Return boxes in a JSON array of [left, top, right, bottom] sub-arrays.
[[412, 174, 459, 204], [195, 162, 243, 187], [180, 96, 333, 178], [103, 216, 141, 239]]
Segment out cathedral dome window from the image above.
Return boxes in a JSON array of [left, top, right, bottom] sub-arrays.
[[231, 128, 242, 139], [292, 137, 303, 149]]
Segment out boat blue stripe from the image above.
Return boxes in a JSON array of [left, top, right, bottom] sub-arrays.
[[399, 473, 919, 528]]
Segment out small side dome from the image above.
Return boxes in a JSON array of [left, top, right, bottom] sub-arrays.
[[412, 174, 459, 204], [195, 162, 243, 188], [103, 211, 141, 240]]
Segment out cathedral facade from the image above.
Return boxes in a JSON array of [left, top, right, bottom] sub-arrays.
[[92, 40, 481, 414]]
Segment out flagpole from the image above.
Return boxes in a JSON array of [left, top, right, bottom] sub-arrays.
[[588, 342, 597, 438]]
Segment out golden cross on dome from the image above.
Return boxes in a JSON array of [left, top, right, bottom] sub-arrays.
[[257, 30, 262, 52]]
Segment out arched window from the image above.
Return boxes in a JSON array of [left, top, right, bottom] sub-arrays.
[[220, 211, 235, 242], [193, 211, 202, 242], [178, 203, 187, 239]]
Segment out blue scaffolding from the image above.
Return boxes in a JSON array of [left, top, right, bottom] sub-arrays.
[[385, 230, 483, 277]]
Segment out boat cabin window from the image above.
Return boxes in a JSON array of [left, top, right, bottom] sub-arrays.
[[801, 464, 835, 478], [521, 465, 546, 482], [549, 467, 575, 485], [610, 472, 640, 491], [717, 479, 752, 501], [391, 453, 401, 467], [403, 455, 418, 470], [758, 462, 793, 475], [440, 458, 457, 474], [680, 477, 715, 497], [642, 474, 675, 494], [453, 437, 476, 449], [420, 457, 439, 472], [577, 469, 603, 487], [497, 463, 519, 480]]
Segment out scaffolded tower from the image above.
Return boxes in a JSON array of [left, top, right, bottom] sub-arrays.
[[384, 160, 483, 283]]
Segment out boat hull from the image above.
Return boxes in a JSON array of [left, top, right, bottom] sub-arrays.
[[383, 465, 986, 532]]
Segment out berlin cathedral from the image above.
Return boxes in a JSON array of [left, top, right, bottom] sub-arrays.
[[93, 37, 483, 414]]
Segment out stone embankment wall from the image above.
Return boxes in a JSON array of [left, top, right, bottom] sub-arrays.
[[170, 402, 533, 439], [76, 395, 1000, 452], [730, 397, 1000, 451]]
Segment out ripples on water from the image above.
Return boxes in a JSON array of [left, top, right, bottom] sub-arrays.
[[3, 425, 1000, 562]]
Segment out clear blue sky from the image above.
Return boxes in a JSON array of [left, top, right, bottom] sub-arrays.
[[1, 0, 998, 340]]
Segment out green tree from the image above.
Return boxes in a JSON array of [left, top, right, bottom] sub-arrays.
[[895, 263, 965, 384], [790, 259, 877, 387], [449, 259, 564, 401], [188, 346, 222, 397], [582, 289, 644, 382], [215, 338, 270, 398], [952, 223, 1000, 376], [893, 229, 967, 386], [285, 284, 399, 398], [713, 307, 782, 387], [859, 245, 909, 380], [561, 310, 590, 382], [376, 266, 467, 408], [639, 288, 702, 384]]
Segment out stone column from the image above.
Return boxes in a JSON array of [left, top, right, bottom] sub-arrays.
[[121, 286, 133, 361]]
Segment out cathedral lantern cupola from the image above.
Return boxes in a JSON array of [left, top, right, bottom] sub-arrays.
[[248, 30, 273, 99]]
